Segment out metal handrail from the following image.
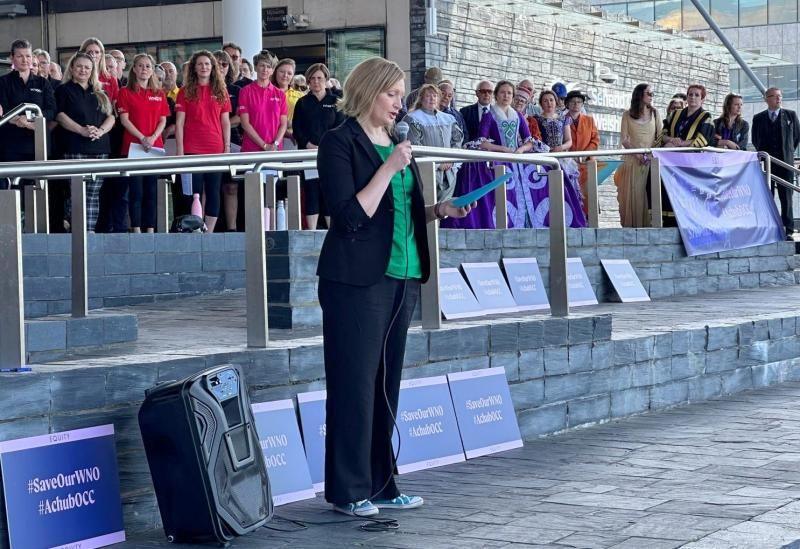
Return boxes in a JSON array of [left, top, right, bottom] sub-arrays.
[[0, 102, 43, 128]]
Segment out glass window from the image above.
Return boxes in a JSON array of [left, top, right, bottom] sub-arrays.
[[628, 1, 656, 22], [655, 0, 683, 28], [711, 0, 739, 27], [740, 66, 770, 102], [682, 0, 709, 30], [769, 65, 799, 100], [729, 68, 740, 93], [769, 0, 798, 23], [739, 0, 768, 25], [326, 28, 385, 83]]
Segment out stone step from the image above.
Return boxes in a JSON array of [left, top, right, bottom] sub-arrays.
[[25, 312, 138, 363]]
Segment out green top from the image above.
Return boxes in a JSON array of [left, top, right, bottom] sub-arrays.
[[374, 143, 422, 280]]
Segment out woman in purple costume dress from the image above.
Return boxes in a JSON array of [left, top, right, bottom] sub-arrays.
[[445, 83, 586, 228]]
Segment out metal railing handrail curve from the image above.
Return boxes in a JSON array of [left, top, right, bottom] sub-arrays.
[[0, 102, 43, 129]]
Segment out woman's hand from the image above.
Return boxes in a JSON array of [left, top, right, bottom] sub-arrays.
[[385, 140, 412, 174], [441, 199, 476, 219], [621, 135, 632, 148], [140, 135, 154, 152], [438, 162, 453, 171]]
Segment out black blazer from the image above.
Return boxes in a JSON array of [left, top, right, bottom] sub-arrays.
[[752, 108, 800, 162], [316, 117, 431, 286], [459, 103, 480, 143], [713, 117, 749, 151]]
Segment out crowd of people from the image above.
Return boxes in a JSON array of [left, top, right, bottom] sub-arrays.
[[0, 37, 796, 236]]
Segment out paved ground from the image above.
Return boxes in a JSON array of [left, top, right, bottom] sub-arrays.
[[122, 381, 800, 548], [36, 285, 800, 371]]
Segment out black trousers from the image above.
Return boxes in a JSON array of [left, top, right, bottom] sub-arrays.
[[319, 275, 420, 505], [774, 165, 795, 233]]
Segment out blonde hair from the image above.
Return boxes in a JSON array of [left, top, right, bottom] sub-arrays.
[[79, 37, 110, 79], [62, 52, 113, 115], [339, 57, 404, 121], [411, 83, 440, 111], [126, 53, 161, 92]]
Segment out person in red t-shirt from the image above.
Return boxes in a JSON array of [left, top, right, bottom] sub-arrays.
[[118, 53, 170, 233], [175, 50, 231, 233], [79, 37, 118, 104]]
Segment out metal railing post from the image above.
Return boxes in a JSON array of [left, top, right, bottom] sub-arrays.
[[493, 164, 508, 229], [548, 169, 569, 317], [33, 115, 49, 234], [759, 152, 773, 189], [650, 156, 663, 228], [23, 185, 38, 233], [586, 159, 599, 228], [265, 174, 277, 230], [70, 176, 88, 318], [156, 177, 170, 233], [0, 190, 25, 369], [286, 174, 301, 230], [419, 161, 442, 330], [244, 170, 268, 347]]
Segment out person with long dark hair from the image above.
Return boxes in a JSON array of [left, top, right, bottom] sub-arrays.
[[212, 49, 243, 231], [117, 53, 170, 233], [55, 52, 114, 231], [175, 50, 231, 233], [714, 93, 748, 151], [614, 83, 659, 227], [316, 56, 473, 517]]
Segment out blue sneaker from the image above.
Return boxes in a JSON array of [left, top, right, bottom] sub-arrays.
[[373, 494, 424, 509], [332, 499, 379, 517]]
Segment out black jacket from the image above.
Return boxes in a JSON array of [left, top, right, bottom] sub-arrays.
[[0, 70, 56, 158], [316, 117, 431, 286], [752, 108, 800, 162], [459, 103, 481, 143], [292, 91, 344, 149], [713, 117, 749, 151]]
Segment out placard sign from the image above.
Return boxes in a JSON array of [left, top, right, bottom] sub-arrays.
[[501, 257, 550, 311], [393, 376, 465, 474], [252, 400, 316, 506], [567, 257, 599, 306], [296, 390, 326, 493], [439, 268, 483, 319], [601, 259, 650, 302], [447, 367, 523, 459], [461, 262, 520, 314], [0, 425, 125, 549]]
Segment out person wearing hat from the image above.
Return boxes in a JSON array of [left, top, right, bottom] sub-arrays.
[[566, 90, 599, 215], [551, 82, 568, 111]]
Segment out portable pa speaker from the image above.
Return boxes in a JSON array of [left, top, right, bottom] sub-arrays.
[[138, 365, 272, 543]]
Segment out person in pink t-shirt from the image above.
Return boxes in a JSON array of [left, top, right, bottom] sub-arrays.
[[238, 50, 288, 152]]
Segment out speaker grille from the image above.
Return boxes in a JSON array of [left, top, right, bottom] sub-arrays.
[[193, 399, 218, 461], [214, 428, 269, 527]]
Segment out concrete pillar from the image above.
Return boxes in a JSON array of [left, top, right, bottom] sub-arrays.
[[222, 0, 263, 64]]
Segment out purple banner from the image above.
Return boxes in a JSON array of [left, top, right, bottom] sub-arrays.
[[653, 150, 784, 256]]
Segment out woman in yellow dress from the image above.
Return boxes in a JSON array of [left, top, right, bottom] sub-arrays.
[[615, 83, 659, 227]]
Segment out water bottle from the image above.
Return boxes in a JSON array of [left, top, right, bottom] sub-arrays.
[[276, 200, 287, 231], [191, 193, 203, 218]]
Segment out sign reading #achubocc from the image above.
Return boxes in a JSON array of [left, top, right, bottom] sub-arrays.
[[461, 262, 519, 314], [0, 424, 125, 549], [601, 259, 650, 302], [296, 390, 327, 493], [501, 257, 550, 311], [567, 258, 599, 306], [447, 367, 523, 459], [252, 399, 316, 506], [393, 376, 465, 474], [439, 268, 483, 319], [654, 150, 784, 256]]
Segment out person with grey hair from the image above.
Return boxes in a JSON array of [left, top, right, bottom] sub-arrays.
[[160, 61, 180, 101], [108, 49, 127, 85], [404, 66, 443, 110]]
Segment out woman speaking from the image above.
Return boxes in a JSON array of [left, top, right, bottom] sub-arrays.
[[317, 57, 473, 517]]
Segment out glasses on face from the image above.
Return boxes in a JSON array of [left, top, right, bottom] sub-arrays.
[[219, 62, 229, 67], [766, 94, 781, 99], [644, 91, 654, 97], [477, 89, 492, 94]]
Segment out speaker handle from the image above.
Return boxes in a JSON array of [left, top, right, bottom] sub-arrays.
[[224, 424, 256, 471]]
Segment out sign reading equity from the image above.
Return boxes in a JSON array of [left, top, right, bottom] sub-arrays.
[[0, 424, 125, 549], [439, 268, 483, 319], [461, 262, 519, 314], [252, 400, 316, 506], [567, 257, 599, 306], [600, 259, 650, 302], [393, 376, 465, 474], [447, 367, 523, 459], [501, 257, 550, 311], [296, 390, 327, 493]]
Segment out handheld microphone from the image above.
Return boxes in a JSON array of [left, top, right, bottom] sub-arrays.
[[395, 121, 409, 142]]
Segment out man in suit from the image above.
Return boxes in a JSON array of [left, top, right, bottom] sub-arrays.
[[752, 87, 800, 238], [459, 79, 493, 143]]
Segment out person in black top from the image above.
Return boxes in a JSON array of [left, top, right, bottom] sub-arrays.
[[213, 49, 243, 231], [713, 93, 749, 152], [292, 62, 345, 229], [55, 52, 115, 232], [0, 39, 56, 180]]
